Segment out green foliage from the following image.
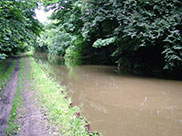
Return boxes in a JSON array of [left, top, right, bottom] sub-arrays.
[[93, 37, 116, 48], [64, 36, 83, 65], [37, 0, 84, 65], [1, 0, 181, 75], [39, 0, 182, 75], [0, 53, 7, 60], [37, 23, 76, 57], [0, 59, 17, 92], [82, 0, 182, 73], [0, 0, 42, 59], [48, 31, 74, 57]]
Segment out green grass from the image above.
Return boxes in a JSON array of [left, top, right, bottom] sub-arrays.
[[29, 57, 100, 136], [6, 58, 24, 136], [0, 59, 17, 94]]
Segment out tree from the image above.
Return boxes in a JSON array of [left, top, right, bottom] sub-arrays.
[[39, 0, 182, 76], [82, 0, 182, 73], [0, 0, 42, 59]]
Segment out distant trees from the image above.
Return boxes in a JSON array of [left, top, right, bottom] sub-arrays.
[[37, 0, 84, 64], [0, 0, 42, 59], [38, 0, 182, 75]]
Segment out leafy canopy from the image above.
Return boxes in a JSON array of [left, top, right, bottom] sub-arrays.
[[0, 0, 42, 59]]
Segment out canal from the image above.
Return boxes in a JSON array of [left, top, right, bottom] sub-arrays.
[[35, 55, 182, 136]]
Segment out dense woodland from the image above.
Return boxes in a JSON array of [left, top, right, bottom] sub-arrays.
[[0, 0, 182, 78]]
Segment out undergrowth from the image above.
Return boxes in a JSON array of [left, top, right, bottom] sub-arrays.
[[6, 58, 24, 135], [29, 57, 100, 136], [0, 59, 17, 93]]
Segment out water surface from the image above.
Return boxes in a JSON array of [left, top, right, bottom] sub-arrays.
[[46, 64, 182, 136], [34, 54, 182, 136]]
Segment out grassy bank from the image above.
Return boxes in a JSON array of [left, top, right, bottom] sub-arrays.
[[0, 59, 17, 93], [6, 58, 24, 135], [29, 57, 100, 136]]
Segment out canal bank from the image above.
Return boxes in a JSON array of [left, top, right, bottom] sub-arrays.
[[1, 56, 100, 136], [29, 57, 100, 136], [35, 54, 182, 136]]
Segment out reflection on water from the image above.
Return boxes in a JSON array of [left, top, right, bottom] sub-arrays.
[[35, 54, 182, 136]]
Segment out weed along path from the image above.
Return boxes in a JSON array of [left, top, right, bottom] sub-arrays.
[[16, 57, 56, 136], [0, 58, 20, 136], [0, 57, 58, 136], [0, 56, 99, 136]]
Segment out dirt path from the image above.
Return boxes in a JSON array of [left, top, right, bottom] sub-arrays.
[[16, 57, 57, 136], [0, 57, 61, 136], [0, 58, 20, 136]]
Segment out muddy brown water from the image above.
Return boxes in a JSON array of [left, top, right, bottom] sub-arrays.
[[35, 56, 182, 136]]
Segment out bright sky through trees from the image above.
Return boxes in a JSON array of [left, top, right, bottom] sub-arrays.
[[35, 7, 53, 23]]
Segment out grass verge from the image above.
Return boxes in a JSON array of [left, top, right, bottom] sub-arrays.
[[0, 59, 17, 93], [6, 58, 24, 136], [29, 57, 100, 136]]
